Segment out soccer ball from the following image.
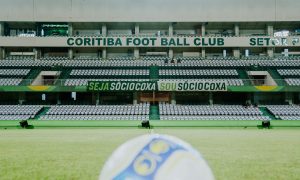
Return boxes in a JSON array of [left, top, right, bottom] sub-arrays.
[[99, 134, 214, 180]]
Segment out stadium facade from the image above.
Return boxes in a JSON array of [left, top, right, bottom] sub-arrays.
[[0, 0, 300, 123]]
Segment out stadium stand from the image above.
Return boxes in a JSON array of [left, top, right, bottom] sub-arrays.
[[5, 55, 34, 61], [70, 69, 149, 76], [266, 105, 300, 120], [0, 105, 43, 120], [39, 103, 150, 121], [0, 78, 23, 86], [0, 69, 31, 76], [276, 69, 300, 86], [64, 79, 150, 86], [39, 115, 149, 121], [159, 103, 270, 121]]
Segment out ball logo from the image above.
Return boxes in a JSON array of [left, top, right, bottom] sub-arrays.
[[112, 138, 186, 179], [133, 140, 170, 176], [149, 140, 170, 155], [133, 153, 157, 176]]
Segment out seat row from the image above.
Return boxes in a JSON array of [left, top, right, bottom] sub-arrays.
[[64, 79, 149, 86], [266, 105, 300, 116], [160, 115, 270, 121], [0, 115, 32, 120], [40, 56, 70, 60], [0, 105, 43, 115], [39, 115, 149, 121], [46, 104, 150, 115], [2, 59, 300, 68], [0, 69, 31, 76], [70, 69, 149, 76], [277, 69, 300, 76], [0, 78, 23, 86], [284, 79, 300, 86], [159, 103, 262, 116], [5, 56, 34, 61], [159, 69, 238, 76]]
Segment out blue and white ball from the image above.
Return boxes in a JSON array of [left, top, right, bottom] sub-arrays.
[[100, 134, 214, 180]]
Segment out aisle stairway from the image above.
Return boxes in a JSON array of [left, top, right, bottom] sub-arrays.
[[150, 65, 159, 80], [259, 107, 278, 120], [149, 104, 160, 120], [35, 107, 50, 120], [20, 69, 41, 85], [268, 69, 286, 86], [237, 69, 252, 86]]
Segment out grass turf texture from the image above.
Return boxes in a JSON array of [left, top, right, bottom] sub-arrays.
[[1, 128, 300, 180]]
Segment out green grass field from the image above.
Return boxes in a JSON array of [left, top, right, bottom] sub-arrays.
[[1, 128, 300, 180]]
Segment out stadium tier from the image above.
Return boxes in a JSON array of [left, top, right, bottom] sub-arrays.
[[159, 103, 270, 121], [2, 103, 300, 121], [265, 105, 300, 120], [0, 105, 43, 120], [39, 104, 150, 121]]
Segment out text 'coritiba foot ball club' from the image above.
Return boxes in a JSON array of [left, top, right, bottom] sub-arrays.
[[100, 134, 214, 180]]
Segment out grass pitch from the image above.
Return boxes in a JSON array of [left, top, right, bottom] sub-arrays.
[[1, 128, 300, 180]]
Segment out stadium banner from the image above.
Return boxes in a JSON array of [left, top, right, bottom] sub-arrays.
[[0, 84, 300, 92], [87, 81, 157, 91], [87, 80, 227, 91], [157, 80, 227, 91], [66, 36, 300, 47], [1, 36, 300, 47]]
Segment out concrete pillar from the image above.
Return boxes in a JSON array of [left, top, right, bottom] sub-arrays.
[[68, 48, 73, 59], [135, 24, 139, 35], [68, 23, 73, 36], [134, 24, 140, 59], [96, 93, 100, 105], [266, 25, 274, 57], [91, 93, 96, 105], [267, 47, 274, 58], [0, 22, 4, 36], [245, 49, 249, 57], [233, 48, 240, 58], [234, 24, 239, 36], [169, 23, 173, 36], [267, 25, 274, 36], [253, 93, 259, 105], [285, 92, 293, 105], [246, 93, 252, 106], [133, 92, 138, 105], [171, 92, 176, 105], [223, 49, 227, 57], [134, 48, 139, 59], [37, 49, 41, 60], [102, 24, 107, 36], [209, 92, 213, 105], [33, 48, 38, 60], [201, 23, 206, 36], [19, 92, 26, 105], [169, 49, 173, 58], [102, 48, 107, 59], [0, 48, 5, 59], [0, 48, 4, 59], [201, 48, 206, 58], [56, 94, 61, 105]]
